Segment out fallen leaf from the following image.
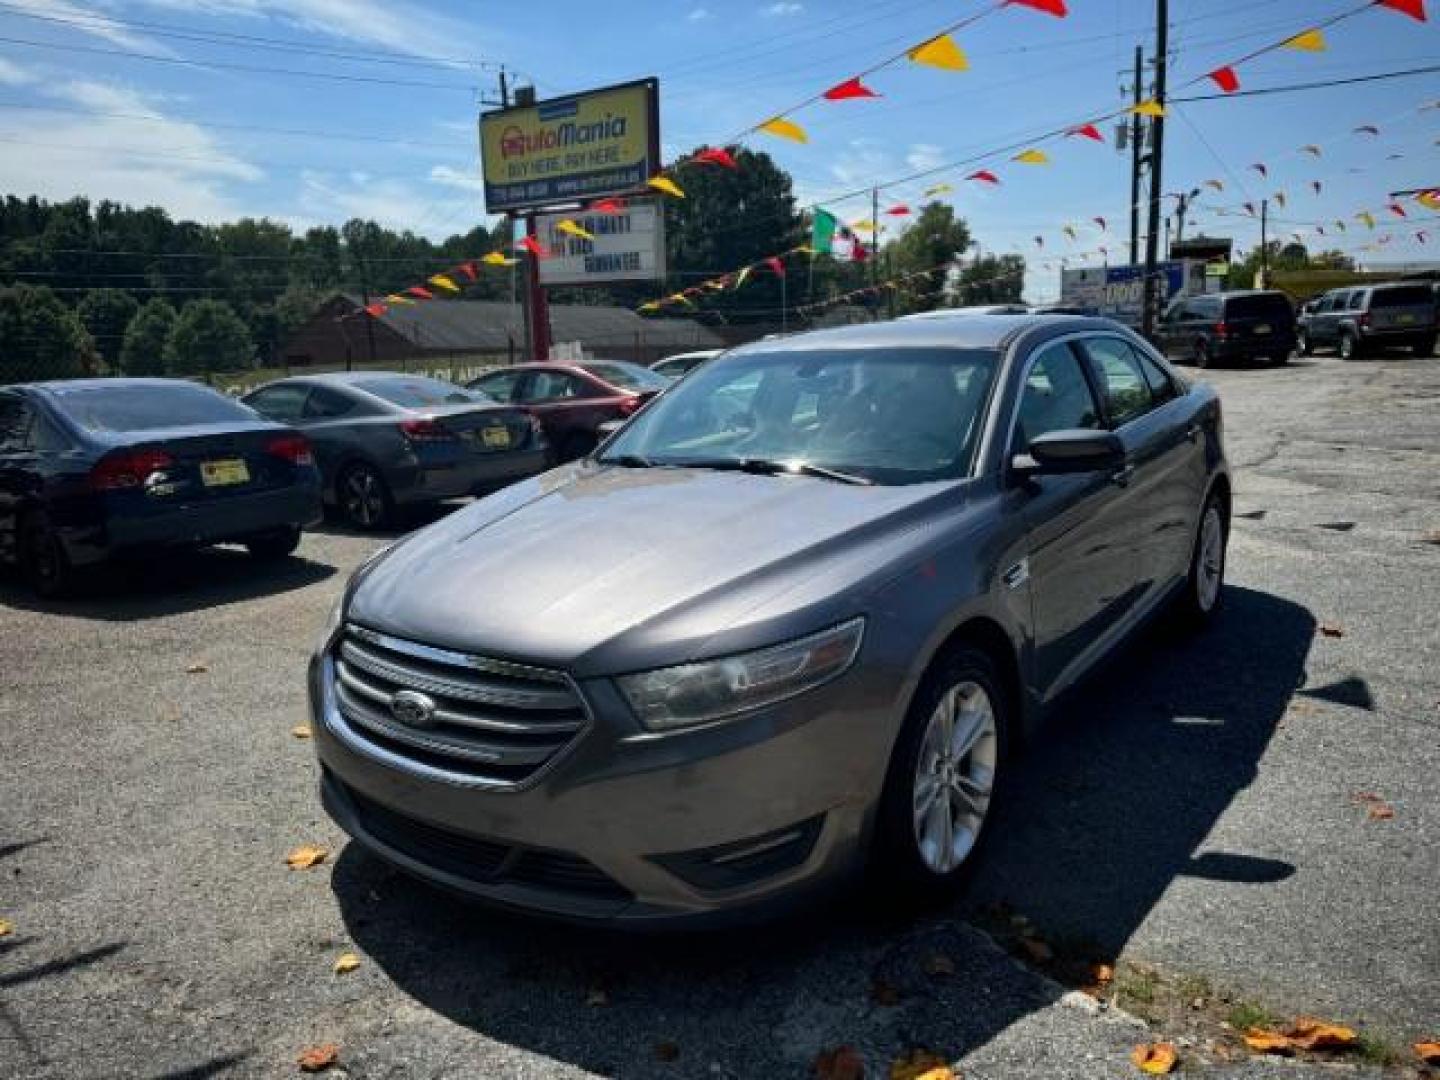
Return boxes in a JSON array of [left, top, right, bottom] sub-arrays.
[[285, 844, 329, 870], [186, 661, 209, 674], [291, 725, 313, 740], [1367, 802, 1395, 821], [923, 954, 956, 978], [296, 1043, 339, 1072], [1244, 1028, 1295, 1055], [1288, 1017, 1357, 1050], [1352, 791, 1382, 803], [1019, 937, 1054, 964], [1318, 622, 1344, 639], [1414, 1040, 1440, 1064], [654, 1040, 680, 1062], [1131, 1042, 1179, 1074], [1421, 529, 1440, 546], [333, 952, 360, 975], [1092, 962, 1115, 984], [0, 918, 12, 938], [585, 987, 609, 1007], [888, 1049, 954, 1080], [870, 976, 902, 1006], [814, 1044, 865, 1080]]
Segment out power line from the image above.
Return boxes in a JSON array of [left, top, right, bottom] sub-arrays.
[[1172, 64, 1440, 103]]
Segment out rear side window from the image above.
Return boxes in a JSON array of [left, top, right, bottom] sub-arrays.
[[582, 362, 670, 392], [528, 371, 586, 401], [245, 383, 310, 422], [1082, 337, 1155, 427], [1014, 343, 1101, 448], [304, 386, 356, 419], [1224, 294, 1292, 320], [1348, 291, 1368, 310], [0, 395, 33, 452], [352, 376, 481, 408], [1370, 286, 1433, 308], [53, 383, 256, 432], [472, 369, 523, 402]]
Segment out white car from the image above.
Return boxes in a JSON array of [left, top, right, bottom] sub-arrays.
[[899, 304, 1030, 321], [650, 350, 721, 378]]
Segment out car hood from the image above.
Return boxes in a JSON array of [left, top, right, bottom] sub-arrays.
[[348, 463, 961, 674]]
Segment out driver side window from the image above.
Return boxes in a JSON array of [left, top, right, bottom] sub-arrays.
[[1014, 343, 1101, 451]]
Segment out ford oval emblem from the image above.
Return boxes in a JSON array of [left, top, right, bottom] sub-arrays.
[[390, 689, 438, 729]]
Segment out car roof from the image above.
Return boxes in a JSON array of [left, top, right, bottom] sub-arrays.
[[20, 377, 218, 396], [723, 314, 1125, 355]]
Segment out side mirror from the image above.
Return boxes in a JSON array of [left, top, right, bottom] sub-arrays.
[[596, 419, 624, 441], [1013, 429, 1125, 476]]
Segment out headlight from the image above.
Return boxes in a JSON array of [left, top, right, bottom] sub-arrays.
[[618, 618, 865, 731]]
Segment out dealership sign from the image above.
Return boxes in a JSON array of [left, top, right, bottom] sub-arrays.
[[479, 79, 660, 214], [537, 200, 666, 285]]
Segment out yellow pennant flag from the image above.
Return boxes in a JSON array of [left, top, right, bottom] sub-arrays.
[[757, 116, 808, 143], [428, 273, 460, 293], [668, 293, 693, 306], [1012, 148, 1049, 165], [637, 302, 660, 313], [556, 219, 596, 241], [734, 266, 753, 288], [1283, 28, 1326, 51], [1132, 99, 1165, 117], [481, 252, 517, 266], [923, 183, 954, 197], [1357, 211, 1376, 230], [1418, 190, 1440, 211], [907, 33, 969, 72], [385, 294, 415, 306], [851, 219, 877, 233], [1204, 179, 1224, 192], [647, 176, 686, 198]]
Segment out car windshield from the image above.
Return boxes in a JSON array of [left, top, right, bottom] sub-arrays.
[[53, 383, 257, 432], [351, 376, 486, 407], [581, 361, 671, 392], [1225, 295, 1292, 319], [601, 346, 1000, 485], [1370, 286, 1433, 308]]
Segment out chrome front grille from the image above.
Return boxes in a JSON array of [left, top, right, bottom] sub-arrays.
[[326, 623, 588, 787]]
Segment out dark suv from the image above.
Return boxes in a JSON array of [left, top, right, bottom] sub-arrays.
[[1158, 290, 1297, 368], [1297, 282, 1437, 360]]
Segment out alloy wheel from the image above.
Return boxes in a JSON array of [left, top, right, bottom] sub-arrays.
[[911, 680, 998, 875], [1196, 506, 1225, 612], [342, 466, 386, 528]]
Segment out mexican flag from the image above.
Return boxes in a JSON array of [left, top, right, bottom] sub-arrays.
[[812, 208, 868, 262]]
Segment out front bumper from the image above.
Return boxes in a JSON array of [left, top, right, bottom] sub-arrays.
[[308, 645, 897, 925]]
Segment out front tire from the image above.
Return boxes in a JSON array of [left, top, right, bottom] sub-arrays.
[[20, 511, 77, 598], [1295, 330, 1311, 357], [337, 462, 393, 530], [246, 525, 301, 561], [873, 646, 1009, 901], [1339, 333, 1360, 361], [1174, 492, 1228, 628]]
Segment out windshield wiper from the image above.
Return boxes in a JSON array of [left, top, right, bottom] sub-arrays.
[[603, 453, 654, 468], [680, 457, 873, 486]]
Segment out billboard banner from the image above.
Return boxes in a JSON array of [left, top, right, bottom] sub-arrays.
[[479, 79, 659, 214], [1059, 261, 1206, 326], [537, 200, 666, 286]]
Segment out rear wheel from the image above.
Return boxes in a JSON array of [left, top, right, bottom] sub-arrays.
[[337, 462, 392, 530], [1413, 335, 1436, 358], [1174, 491, 1228, 628], [1194, 340, 1212, 369], [873, 645, 1009, 901], [20, 511, 76, 598], [1295, 330, 1311, 357], [246, 525, 301, 561]]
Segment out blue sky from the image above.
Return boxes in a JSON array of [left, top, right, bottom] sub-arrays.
[[0, 0, 1435, 299]]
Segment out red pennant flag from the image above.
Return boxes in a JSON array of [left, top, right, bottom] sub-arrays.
[[1419, 230, 1429, 244], [406, 286, 433, 300], [1093, 216, 1107, 231], [1033, 236, 1044, 248], [966, 170, 1000, 184], [590, 197, 626, 213], [516, 235, 549, 258], [765, 256, 785, 277], [1353, 124, 1380, 136], [364, 302, 386, 317], [1316, 225, 1326, 235], [852, 242, 869, 263], [458, 262, 478, 281], [1005, 0, 1068, 15], [1207, 66, 1240, 93], [1066, 123, 1104, 142], [691, 147, 739, 168], [823, 76, 880, 101], [1376, 0, 1427, 21], [1250, 163, 1268, 178], [1243, 202, 1256, 217], [1388, 202, 1408, 217], [885, 204, 911, 216]]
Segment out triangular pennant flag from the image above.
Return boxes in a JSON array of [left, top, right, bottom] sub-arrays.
[[1282, 28, 1327, 51], [923, 183, 953, 197], [481, 251, 517, 266], [1311, 181, 1323, 195], [1033, 236, 1044, 248], [1012, 148, 1049, 164], [765, 256, 785, 277], [406, 286, 434, 300], [1300, 144, 1322, 157], [385, 294, 413, 306], [428, 274, 460, 293], [1005, 0, 1068, 16], [885, 204, 911, 216], [1316, 225, 1325, 236], [1250, 163, 1268, 178], [734, 266, 753, 288], [590, 197, 626, 212], [1207, 67, 1239, 93], [824, 76, 880, 101], [1335, 220, 1347, 232], [516, 236, 550, 257], [1205, 179, 1224, 192], [1388, 202, 1408, 218], [851, 219, 877, 232], [1092, 216, 1107, 231], [758, 117, 808, 143], [1418, 230, 1429, 244], [1353, 124, 1379, 136], [647, 175, 685, 198], [907, 33, 969, 71], [966, 169, 1000, 184], [1243, 202, 1256, 216], [812, 207, 838, 254], [1273, 192, 1286, 208], [1357, 211, 1376, 229], [691, 147, 738, 168], [1062, 225, 1077, 241], [1376, 0, 1427, 22], [667, 293, 694, 307], [1066, 123, 1104, 142], [457, 262, 478, 281], [1132, 100, 1165, 117], [637, 302, 660, 314], [556, 219, 596, 241], [1417, 189, 1440, 210], [364, 302, 386, 317]]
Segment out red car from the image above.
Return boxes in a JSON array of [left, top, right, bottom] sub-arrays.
[[467, 361, 671, 462]]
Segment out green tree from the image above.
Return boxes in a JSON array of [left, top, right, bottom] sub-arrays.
[[76, 288, 139, 372], [952, 254, 1027, 306], [0, 284, 95, 383], [166, 300, 253, 376], [881, 202, 973, 315], [120, 297, 177, 376]]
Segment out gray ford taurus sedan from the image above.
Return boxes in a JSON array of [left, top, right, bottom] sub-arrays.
[[309, 315, 1230, 924]]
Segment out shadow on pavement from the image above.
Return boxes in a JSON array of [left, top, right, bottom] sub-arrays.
[[0, 545, 334, 621], [331, 585, 1313, 1075]]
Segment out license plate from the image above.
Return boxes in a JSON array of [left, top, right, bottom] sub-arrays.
[[480, 427, 511, 449], [1254, 323, 1271, 335], [1398, 313, 1415, 324], [200, 458, 249, 487]]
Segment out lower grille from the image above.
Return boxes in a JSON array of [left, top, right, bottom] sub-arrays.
[[343, 782, 630, 900]]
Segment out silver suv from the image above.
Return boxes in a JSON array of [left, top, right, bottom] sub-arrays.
[[309, 315, 1230, 924], [1297, 282, 1438, 360]]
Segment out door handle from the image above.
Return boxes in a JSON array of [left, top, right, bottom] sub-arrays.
[[1110, 464, 1135, 487]]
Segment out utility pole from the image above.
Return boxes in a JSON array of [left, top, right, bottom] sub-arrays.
[[1140, 0, 1167, 341], [357, 247, 377, 370], [1259, 197, 1269, 288], [1129, 45, 1143, 266]]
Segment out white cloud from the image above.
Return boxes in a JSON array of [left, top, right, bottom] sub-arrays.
[[906, 143, 945, 173], [4, 0, 174, 53], [687, 7, 712, 20], [762, 2, 803, 15], [0, 58, 38, 86], [828, 137, 895, 187], [295, 170, 480, 237], [428, 164, 485, 194]]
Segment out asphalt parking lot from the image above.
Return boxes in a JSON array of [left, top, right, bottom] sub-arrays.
[[2, 349, 1437, 1079]]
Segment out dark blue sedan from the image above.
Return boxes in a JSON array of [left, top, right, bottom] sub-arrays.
[[0, 378, 322, 596]]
